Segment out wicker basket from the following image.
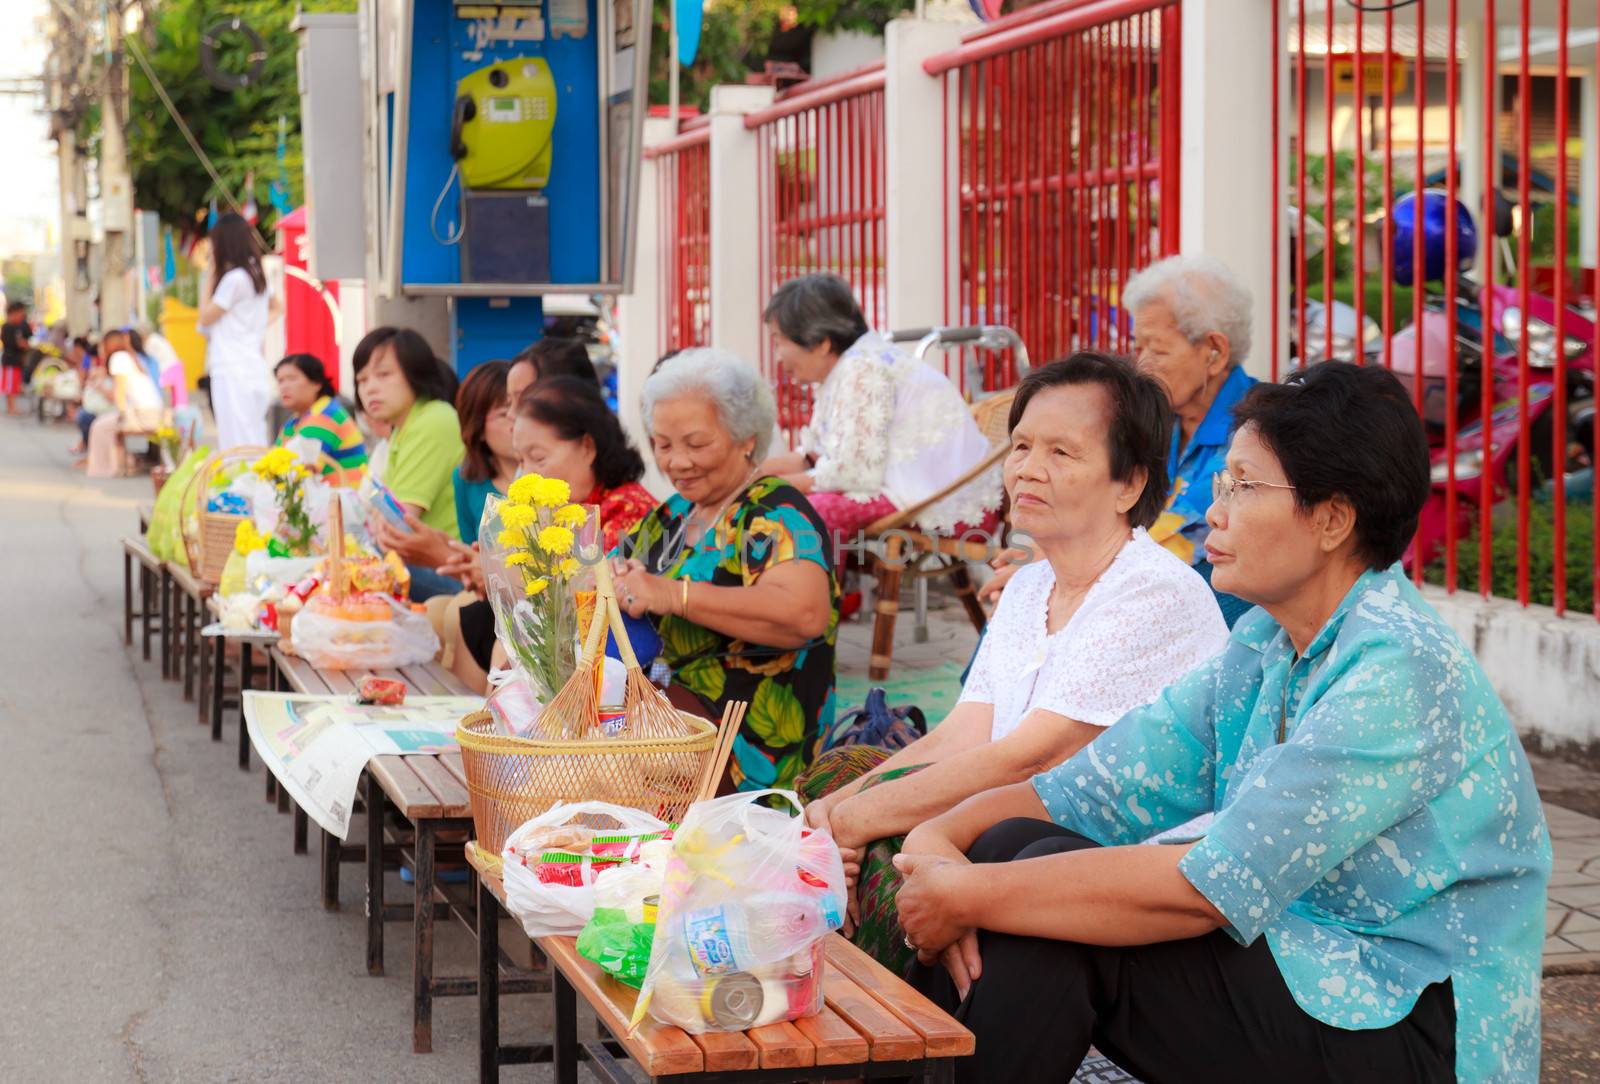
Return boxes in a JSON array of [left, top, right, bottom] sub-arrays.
[[456, 707, 717, 862], [180, 446, 266, 585]]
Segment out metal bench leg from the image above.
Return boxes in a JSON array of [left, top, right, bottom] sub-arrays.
[[914, 575, 931, 643], [366, 773, 386, 976], [198, 622, 214, 730], [320, 827, 341, 910], [140, 566, 155, 660], [477, 878, 500, 1084], [413, 818, 437, 1053], [554, 966, 578, 1084], [238, 644, 254, 770], [180, 593, 194, 700], [211, 634, 226, 740], [159, 572, 173, 678], [123, 550, 134, 646], [294, 805, 308, 855]]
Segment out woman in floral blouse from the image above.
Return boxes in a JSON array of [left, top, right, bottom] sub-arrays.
[[894, 362, 1550, 1083], [614, 348, 839, 793], [759, 273, 998, 538]]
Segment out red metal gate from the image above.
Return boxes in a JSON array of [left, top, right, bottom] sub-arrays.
[[645, 119, 712, 354], [747, 65, 889, 442], [1282, 2, 1598, 619], [926, 0, 1183, 393]]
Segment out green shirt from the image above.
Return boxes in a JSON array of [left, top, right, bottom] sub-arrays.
[[385, 397, 465, 539]]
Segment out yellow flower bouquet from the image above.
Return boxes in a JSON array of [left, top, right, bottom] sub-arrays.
[[248, 446, 319, 557], [479, 474, 602, 708]]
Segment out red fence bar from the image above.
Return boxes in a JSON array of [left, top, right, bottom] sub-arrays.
[[644, 129, 712, 354], [1553, 0, 1569, 614], [1410, 0, 1428, 580], [1444, 0, 1460, 592], [1480, 2, 1495, 598], [1295, 0, 1307, 373], [1515, 0, 1532, 604]]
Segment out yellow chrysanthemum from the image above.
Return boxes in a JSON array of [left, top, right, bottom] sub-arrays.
[[506, 474, 544, 505], [554, 504, 588, 528], [497, 528, 525, 549], [537, 524, 574, 555], [252, 447, 298, 480], [498, 503, 538, 530], [505, 552, 533, 567], [557, 557, 579, 578], [532, 477, 571, 508], [524, 577, 550, 597], [234, 520, 267, 555]]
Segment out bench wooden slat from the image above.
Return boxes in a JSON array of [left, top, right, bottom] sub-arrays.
[[168, 562, 212, 597], [746, 1020, 816, 1069], [405, 755, 472, 818], [825, 937, 974, 1057], [437, 750, 470, 791], [270, 649, 333, 695], [537, 936, 705, 1076], [688, 1029, 760, 1072], [369, 755, 446, 819], [399, 662, 470, 697], [120, 535, 162, 571], [790, 1004, 870, 1066], [820, 963, 924, 1062], [318, 668, 359, 695]]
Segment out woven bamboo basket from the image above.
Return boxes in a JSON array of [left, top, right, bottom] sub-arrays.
[[457, 560, 722, 862], [180, 446, 265, 585]]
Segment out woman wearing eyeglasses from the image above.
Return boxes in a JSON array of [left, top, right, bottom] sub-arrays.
[[894, 361, 1550, 1083]]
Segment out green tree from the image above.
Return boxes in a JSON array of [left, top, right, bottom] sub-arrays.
[[125, 0, 356, 230]]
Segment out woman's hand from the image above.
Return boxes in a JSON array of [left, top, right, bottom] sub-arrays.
[[939, 930, 983, 999], [370, 511, 456, 568], [977, 547, 1031, 605], [893, 851, 974, 962], [612, 558, 674, 619], [438, 541, 483, 592]]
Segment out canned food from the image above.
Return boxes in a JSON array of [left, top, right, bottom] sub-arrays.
[[700, 972, 764, 1029], [642, 894, 660, 924], [598, 705, 627, 737]]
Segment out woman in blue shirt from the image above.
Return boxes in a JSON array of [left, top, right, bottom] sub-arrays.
[[894, 362, 1549, 1083], [451, 359, 517, 544]]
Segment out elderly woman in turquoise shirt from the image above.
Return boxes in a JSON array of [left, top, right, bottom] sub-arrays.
[[893, 362, 1550, 1083], [1125, 254, 1260, 626]]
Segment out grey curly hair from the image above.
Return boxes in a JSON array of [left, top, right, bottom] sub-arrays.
[[1123, 254, 1254, 368], [640, 348, 777, 463]]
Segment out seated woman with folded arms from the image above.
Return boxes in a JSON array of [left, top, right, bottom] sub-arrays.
[[893, 362, 1551, 1084], [802, 353, 1229, 976]]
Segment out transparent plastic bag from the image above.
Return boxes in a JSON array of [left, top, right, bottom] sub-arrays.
[[634, 790, 846, 1034], [500, 802, 671, 938], [290, 594, 440, 670]]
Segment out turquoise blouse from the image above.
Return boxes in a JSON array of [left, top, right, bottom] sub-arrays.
[[1032, 567, 1549, 1082]]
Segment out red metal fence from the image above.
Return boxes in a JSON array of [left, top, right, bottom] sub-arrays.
[[644, 120, 712, 354], [1281, 3, 1597, 619], [747, 64, 889, 442], [927, 0, 1183, 394]]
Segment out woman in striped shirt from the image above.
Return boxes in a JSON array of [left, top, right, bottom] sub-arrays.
[[275, 353, 368, 485]]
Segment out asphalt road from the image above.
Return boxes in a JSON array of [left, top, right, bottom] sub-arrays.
[[0, 418, 554, 1082]]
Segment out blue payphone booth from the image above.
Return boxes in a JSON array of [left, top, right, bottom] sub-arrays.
[[368, 0, 651, 372]]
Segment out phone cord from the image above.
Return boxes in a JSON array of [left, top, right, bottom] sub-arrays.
[[429, 162, 465, 246]]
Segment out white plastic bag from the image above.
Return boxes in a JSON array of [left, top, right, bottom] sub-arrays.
[[634, 790, 846, 1034], [501, 802, 672, 939], [290, 595, 440, 670]]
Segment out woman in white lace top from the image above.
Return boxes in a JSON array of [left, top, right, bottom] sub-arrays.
[[760, 274, 998, 537], [798, 353, 1228, 976]]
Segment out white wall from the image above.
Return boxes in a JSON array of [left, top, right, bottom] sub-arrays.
[[810, 30, 885, 81]]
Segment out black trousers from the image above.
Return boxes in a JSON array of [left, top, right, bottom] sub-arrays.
[[911, 819, 1456, 1084]]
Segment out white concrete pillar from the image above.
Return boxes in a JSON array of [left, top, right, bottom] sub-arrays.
[[615, 114, 677, 499], [883, 18, 965, 335], [1581, 71, 1598, 268], [1180, 0, 1278, 381], [707, 84, 778, 367], [1459, 17, 1505, 276]]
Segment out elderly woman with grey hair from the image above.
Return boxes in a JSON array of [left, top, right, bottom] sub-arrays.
[[613, 348, 839, 793], [759, 273, 997, 537]]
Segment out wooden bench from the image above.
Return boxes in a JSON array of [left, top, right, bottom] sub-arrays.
[[166, 562, 213, 703], [470, 845, 973, 1084], [267, 647, 539, 1052], [201, 594, 281, 755], [119, 536, 167, 667]]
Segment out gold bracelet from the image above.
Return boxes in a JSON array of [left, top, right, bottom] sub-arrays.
[[680, 578, 690, 619]]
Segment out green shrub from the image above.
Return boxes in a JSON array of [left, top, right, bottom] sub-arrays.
[[1425, 498, 1595, 614]]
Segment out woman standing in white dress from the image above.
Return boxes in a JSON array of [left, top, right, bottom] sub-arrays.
[[197, 213, 280, 448]]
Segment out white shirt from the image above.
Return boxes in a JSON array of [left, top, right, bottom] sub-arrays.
[[960, 529, 1229, 740], [108, 350, 165, 415], [206, 266, 272, 385], [800, 332, 999, 533]]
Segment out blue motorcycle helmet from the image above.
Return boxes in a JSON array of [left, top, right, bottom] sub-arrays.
[[1386, 189, 1478, 287]]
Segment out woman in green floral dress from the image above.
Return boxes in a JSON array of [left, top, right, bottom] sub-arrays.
[[614, 348, 839, 793]]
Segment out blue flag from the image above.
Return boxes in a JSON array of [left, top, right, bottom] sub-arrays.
[[162, 230, 176, 282], [675, 0, 701, 66]]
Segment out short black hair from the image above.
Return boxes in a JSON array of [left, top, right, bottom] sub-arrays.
[[514, 337, 598, 385], [763, 273, 870, 356], [275, 353, 338, 400], [6, 301, 25, 315], [516, 375, 646, 491], [1006, 351, 1172, 530], [1231, 361, 1430, 570], [351, 326, 457, 412]]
